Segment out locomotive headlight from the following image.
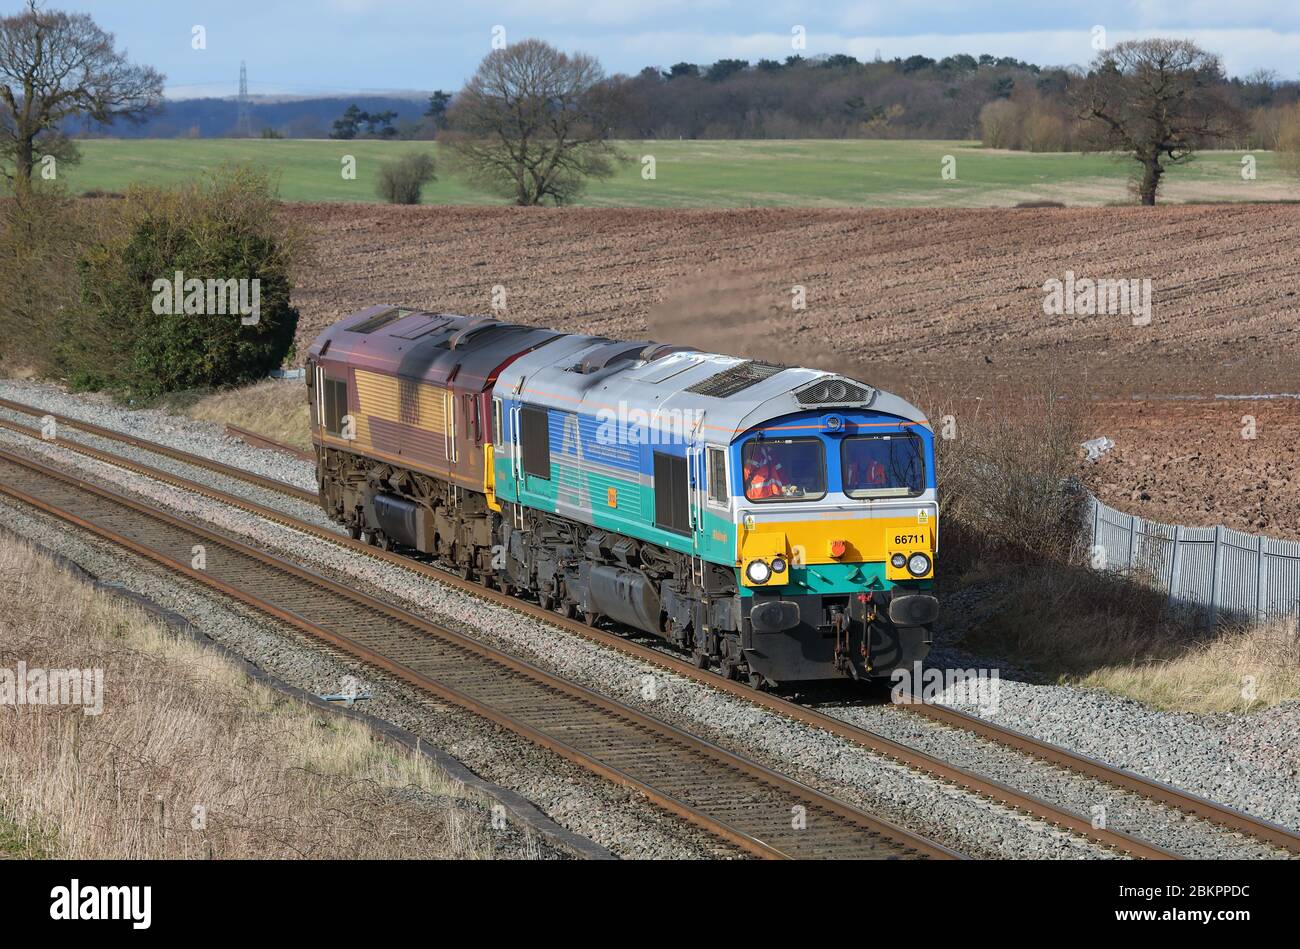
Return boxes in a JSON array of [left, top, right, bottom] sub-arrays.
[[745, 559, 772, 584], [906, 552, 932, 577], [890, 553, 907, 569], [770, 556, 787, 574]]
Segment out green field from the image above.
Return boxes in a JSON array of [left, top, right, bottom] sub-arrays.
[[53, 138, 1295, 207]]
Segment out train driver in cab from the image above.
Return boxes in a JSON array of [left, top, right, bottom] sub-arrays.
[[744, 442, 788, 499]]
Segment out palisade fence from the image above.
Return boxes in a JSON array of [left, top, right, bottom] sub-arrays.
[[1084, 493, 1300, 629]]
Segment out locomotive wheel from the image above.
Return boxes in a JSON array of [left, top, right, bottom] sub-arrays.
[[558, 600, 576, 619], [347, 524, 361, 541], [478, 572, 494, 590], [583, 611, 600, 627], [748, 672, 768, 691], [538, 593, 554, 612], [691, 650, 710, 669], [376, 533, 393, 552]]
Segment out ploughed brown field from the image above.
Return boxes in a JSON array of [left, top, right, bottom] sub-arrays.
[[285, 203, 1299, 539]]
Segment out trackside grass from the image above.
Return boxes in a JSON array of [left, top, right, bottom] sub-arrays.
[[0, 535, 527, 858], [161, 379, 312, 451]]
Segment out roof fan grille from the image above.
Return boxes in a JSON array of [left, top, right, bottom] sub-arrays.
[[684, 361, 786, 399]]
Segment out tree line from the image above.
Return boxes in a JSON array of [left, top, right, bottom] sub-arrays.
[[600, 51, 1298, 149], [4, 0, 1300, 208]]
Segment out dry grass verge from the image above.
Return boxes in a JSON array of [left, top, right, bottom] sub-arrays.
[[1075, 617, 1300, 713], [167, 379, 311, 451], [961, 564, 1300, 713], [0, 536, 521, 859]]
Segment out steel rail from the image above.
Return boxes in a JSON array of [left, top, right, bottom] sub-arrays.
[[0, 414, 1183, 859], [0, 396, 317, 503], [224, 424, 315, 462], [0, 446, 961, 861], [3, 398, 1294, 856]]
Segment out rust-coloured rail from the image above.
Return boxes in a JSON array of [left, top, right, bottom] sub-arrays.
[[2, 396, 1295, 857], [0, 446, 961, 861], [224, 423, 315, 462], [0, 397, 317, 503]]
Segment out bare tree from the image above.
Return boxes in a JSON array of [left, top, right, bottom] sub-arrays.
[[1074, 39, 1243, 205], [0, 1, 164, 186], [443, 39, 620, 206]]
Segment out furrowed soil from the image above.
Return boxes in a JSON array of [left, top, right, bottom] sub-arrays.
[[284, 202, 1298, 538]]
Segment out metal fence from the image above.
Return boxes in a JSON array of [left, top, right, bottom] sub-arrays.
[[1084, 494, 1300, 626]]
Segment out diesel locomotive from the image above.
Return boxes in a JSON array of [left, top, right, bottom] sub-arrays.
[[307, 305, 939, 688]]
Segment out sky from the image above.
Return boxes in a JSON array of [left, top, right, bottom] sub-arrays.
[[39, 1, 1300, 98]]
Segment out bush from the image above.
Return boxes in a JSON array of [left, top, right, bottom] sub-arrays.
[[375, 151, 436, 204], [925, 382, 1087, 572], [979, 99, 1020, 149], [0, 182, 103, 376], [63, 164, 302, 398]]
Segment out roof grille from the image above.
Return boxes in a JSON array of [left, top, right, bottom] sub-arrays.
[[795, 377, 874, 406], [685, 361, 786, 399], [349, 307, 412, 334]]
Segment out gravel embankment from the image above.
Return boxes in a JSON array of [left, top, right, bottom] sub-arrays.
[[0, 378, 1294, 859], [0, 380, 313, 492], [0, 497, 737, 860]]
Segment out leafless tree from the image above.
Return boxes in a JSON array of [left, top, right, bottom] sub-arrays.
[[1074, 39, 1243, 205], [442, 39, 620, 206], [0, 1, 164, 186]]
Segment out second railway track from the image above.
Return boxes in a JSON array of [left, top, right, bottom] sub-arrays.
[[2, 396, 1297, 858]]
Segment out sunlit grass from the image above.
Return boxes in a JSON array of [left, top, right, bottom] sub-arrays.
[[57, 138, 1298, 207]]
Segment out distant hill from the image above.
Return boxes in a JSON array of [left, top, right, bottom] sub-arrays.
[[70, 95, 434, 139]]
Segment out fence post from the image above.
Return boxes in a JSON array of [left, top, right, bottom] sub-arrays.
[[1126, 513, 1139, 573], [1210, 525, 1225, 624], [1255, 534, 1268, 621], [1091, 496, 1101, 560], [1167, 525, 1184, 609]]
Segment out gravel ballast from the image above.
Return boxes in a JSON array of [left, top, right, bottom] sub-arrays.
[[0, 378, 1295, 859], [0, 496, 739, 860]]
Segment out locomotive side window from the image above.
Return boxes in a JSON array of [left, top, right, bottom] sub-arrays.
[[492, 398, 503, 447], [322, 377, 348, 437], [706, 446, 728, 505], [653, 451, 691, 535], [520, 405, 551, 480]]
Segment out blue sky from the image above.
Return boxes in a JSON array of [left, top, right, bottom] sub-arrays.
[[43, 1, 1300, 98]]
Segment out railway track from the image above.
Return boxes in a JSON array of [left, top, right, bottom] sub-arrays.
[[0, 397, 318, 504], [0, 445, 960, 860], [2, 398, 1297, 858], [224, 423, 315, 462]]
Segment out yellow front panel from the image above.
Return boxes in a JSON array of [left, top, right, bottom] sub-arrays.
[[739, 531, 788, 587], [739, 515, 935, 567]]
